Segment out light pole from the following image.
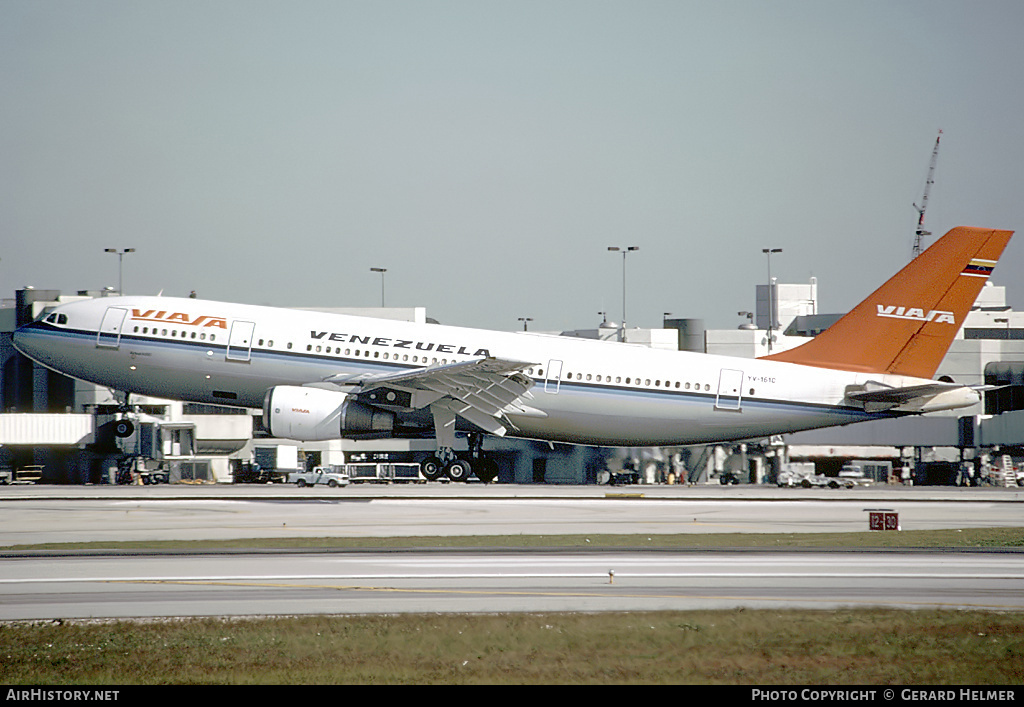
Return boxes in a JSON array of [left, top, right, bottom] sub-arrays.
[[104, 248, 135, 295], [518, 317, 533, 331], [370, 267, 387, 307], [762, 248, 782, 352], [608, 246, 639, 342]]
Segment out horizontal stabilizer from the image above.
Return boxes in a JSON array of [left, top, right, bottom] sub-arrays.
[[845, 381, 980, 413]]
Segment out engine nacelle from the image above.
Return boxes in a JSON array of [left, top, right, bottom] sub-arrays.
[[263, 386, 394, 441]]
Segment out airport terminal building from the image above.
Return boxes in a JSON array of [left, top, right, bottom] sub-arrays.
[[3, 276, 1024, 486]]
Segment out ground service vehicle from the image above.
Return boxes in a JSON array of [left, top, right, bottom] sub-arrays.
[[288, 467, 350, 487]]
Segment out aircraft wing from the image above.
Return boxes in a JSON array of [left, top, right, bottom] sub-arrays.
[[318, 357, 543, 437]]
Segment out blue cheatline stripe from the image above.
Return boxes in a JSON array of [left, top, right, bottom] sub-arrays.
[[548, 380, 889, 425]]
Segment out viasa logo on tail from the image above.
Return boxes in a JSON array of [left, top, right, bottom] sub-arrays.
[[876, 305, 956, 324]]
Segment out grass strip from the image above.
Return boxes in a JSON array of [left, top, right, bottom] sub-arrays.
[[2, 609, 1022, 684], [4, 526, 1023, 553]]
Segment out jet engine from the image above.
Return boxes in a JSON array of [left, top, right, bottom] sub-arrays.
[[263, 386, 394, 441]]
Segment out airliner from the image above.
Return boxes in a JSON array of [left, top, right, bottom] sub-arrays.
[[12, 226, 1011, 482]]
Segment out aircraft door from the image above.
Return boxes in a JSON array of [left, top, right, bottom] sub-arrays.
[[715, 368, 744, 411], [226, 320, 255, 362], [96, 307, 129, 349], [544, 359, 563, 394]]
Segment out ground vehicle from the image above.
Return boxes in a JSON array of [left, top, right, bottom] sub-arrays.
[[840, 460, 889, 484], [777, 464, 824, 488], [137, 469, 169, 485], [346, 462, 424, 483], [11, 465, 44, 484], [251, 445, 299, 483], [836, 466, 875, 487], [777, 469, 867, 488], [232, 461, 287, 484], [288, 467, 350, 488]]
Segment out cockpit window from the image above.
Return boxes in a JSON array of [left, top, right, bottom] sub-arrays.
[[44, 313, 68, 325]]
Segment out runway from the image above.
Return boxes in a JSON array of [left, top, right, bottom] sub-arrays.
[[2, 548, 1023, 620], [1, 484, 1021, 619], [1, 484, 1022, 545]]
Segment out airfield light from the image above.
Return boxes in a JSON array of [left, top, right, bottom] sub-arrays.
[[762, 248, 782, 352], [104, 248, 136, 295], [370, 267, 387, 307], [608, 246, 639, 342]]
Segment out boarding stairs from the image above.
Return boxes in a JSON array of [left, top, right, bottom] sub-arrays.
[[997, 455, 1017, 487]]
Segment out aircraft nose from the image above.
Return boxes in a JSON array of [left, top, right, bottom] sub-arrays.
[[12, 321, 48, 362]]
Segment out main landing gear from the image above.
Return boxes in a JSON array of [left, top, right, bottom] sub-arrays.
[[420, 434, 499, 483], [420, 454, 498, 483]]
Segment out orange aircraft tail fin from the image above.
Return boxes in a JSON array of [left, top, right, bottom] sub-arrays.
[[761, 226, 1013, 378]]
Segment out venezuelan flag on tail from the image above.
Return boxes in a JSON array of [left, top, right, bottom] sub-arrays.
[[762, 227, 1013, 379]]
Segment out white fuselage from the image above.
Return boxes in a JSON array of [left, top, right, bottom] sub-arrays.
[[13, 295, 970, 447]]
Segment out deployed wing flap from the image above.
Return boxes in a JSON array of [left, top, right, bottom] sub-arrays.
[[434, 398, 509, 437], [327, 357, 543, 435]]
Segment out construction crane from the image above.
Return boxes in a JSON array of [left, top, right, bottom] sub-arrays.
[[912, 129, 942, 258]]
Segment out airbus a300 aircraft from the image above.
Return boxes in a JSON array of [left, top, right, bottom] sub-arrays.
[[12, 226, 1012, 482]]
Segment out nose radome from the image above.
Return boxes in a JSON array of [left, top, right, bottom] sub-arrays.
[[12, 322, 48, 362], [12, 324, 34, 356]]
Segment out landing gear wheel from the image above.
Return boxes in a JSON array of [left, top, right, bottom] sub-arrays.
[[475, 459, 499, 484], [444, 458, 472, 482], [421, 456, 444, 481], [114, 420, 135, 438]]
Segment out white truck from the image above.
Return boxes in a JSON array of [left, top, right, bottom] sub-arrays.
[[776, 463, 823, 488], [288, 467, 350, 488]]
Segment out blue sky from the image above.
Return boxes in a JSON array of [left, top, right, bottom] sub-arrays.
[[3, 1, 1024, 332]]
